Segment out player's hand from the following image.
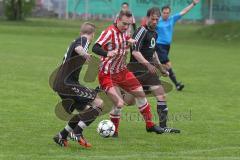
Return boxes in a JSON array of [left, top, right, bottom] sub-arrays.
[[160, 70, 169, 77], [193, 0, 200, 5], [107, 50, 118, 58], [82, 53, 92, 63], [127, 38, 136, 46], [146, 63, 158, 74]]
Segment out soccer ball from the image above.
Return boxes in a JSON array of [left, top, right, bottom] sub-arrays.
[[97, 120, 115, 138]]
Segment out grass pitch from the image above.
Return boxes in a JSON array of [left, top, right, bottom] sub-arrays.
[[0, 19, 239, 160]]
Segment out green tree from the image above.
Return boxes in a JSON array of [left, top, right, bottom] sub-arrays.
[[3, 0, 35, 20]]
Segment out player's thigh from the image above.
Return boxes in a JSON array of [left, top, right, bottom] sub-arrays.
[[90, 95, 104, 109], [63, 84, 96, 110], [106, 86, 124, 108], [119, 69, 142, 93], [123, 92, 135, 106], [156, 45, 170, 64]]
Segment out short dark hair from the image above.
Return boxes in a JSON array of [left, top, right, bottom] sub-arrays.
[[161, 5, 171, 12], [146, 7, 161, 17], [121, 2, 129, 6], [118, 10, 132, 19]]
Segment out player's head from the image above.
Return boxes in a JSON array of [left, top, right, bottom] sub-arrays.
[[146, 7, 161, 30], [161, 6, 171, 20], [116, 10, 133, 33], [80, 22, 96, 40], [121, 2, 129, 11]]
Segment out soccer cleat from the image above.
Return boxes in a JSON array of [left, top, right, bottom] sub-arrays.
[[70, 133, 92, 148], [53, 134, 68, 147], [176, 83, 184, 91], [146, 125, 164, 134], [163, 127, 181, 133], [68, 132, 75, 141]]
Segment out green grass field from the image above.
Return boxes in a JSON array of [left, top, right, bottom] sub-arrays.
[[0, 19, 240, 160]]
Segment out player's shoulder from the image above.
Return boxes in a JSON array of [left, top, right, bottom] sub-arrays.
[[171, 13, 181, 19], [105, 24, 116, 31], [74, 36, 87, 44], [136, 26, 147, 34]]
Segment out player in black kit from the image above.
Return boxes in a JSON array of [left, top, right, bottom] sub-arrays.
[[128, 7, 180, 133], [52, 22, 103, 148]]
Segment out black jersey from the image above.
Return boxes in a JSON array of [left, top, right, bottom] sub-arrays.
[[53, 36, 89, 90], [130, 26, 157, 63]]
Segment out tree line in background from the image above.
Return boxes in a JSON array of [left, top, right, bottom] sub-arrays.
[[3, 0, 35, 20]]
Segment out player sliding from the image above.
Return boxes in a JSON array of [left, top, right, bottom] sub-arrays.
[[92, 10, 164, 137], [51, 22, 103, 148]]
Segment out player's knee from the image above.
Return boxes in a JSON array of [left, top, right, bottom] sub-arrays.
[[125, 98, 136, 106], [123, 94, 135, 106], [135, 97, 147, 107], [132, 86, 146, 98], [156, 94, 166, 101], [92, 97, 104, 109], [110, 106, 122, 115], [116, 101, 124, 108]]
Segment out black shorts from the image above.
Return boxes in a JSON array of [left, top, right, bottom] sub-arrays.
[[56, 82, 97, 112], [156, 44, 170, 64], [127, 63, 161, 93]]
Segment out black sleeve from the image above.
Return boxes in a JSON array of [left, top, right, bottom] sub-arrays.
[[132, 27, 146, 52], [92, 43, 108, 57]]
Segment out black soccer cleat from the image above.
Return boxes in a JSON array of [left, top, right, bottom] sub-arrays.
[[163, 127, 181, 133], [176, 83, 185, 91], [146, 125, 165, 134], [53, 134, 68, 147]]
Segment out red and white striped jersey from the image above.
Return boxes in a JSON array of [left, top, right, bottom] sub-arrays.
[[96, 24, 130, 74]]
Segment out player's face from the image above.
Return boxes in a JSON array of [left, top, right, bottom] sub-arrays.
[[147, 14, 160, 30], [117, 16, 132, 33], [162, 8, 170, 20], [121, 4, 129, 11], [90, 33, 95, 42]]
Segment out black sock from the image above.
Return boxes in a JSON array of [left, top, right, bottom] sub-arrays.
[[73, 124, 84, 136], [73, 106, 102, 135], [157, 101, 168, 128], [59, 123, 74, 139], [59, 128, 69, 139], [167, 68, 178, 86], [68, 115, 80, 130]]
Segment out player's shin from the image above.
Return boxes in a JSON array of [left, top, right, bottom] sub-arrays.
[[157, 100, 168, 128], [110, 106, 122, 135], [73, 104, 103, 136], [135, 97, 155, 128]]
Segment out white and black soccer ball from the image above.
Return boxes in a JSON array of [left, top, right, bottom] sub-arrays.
[[97, 120, 115, 138]]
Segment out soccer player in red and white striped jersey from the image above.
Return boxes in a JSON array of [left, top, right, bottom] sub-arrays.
[[92, 10, 164, 137]]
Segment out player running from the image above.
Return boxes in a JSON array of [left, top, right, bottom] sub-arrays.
[[92, 10, 164, 137], [51, 22, 103, 148], [128, 7, 180, 133]]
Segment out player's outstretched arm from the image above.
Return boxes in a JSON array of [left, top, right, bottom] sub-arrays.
[[180, 0, 200, 16]]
